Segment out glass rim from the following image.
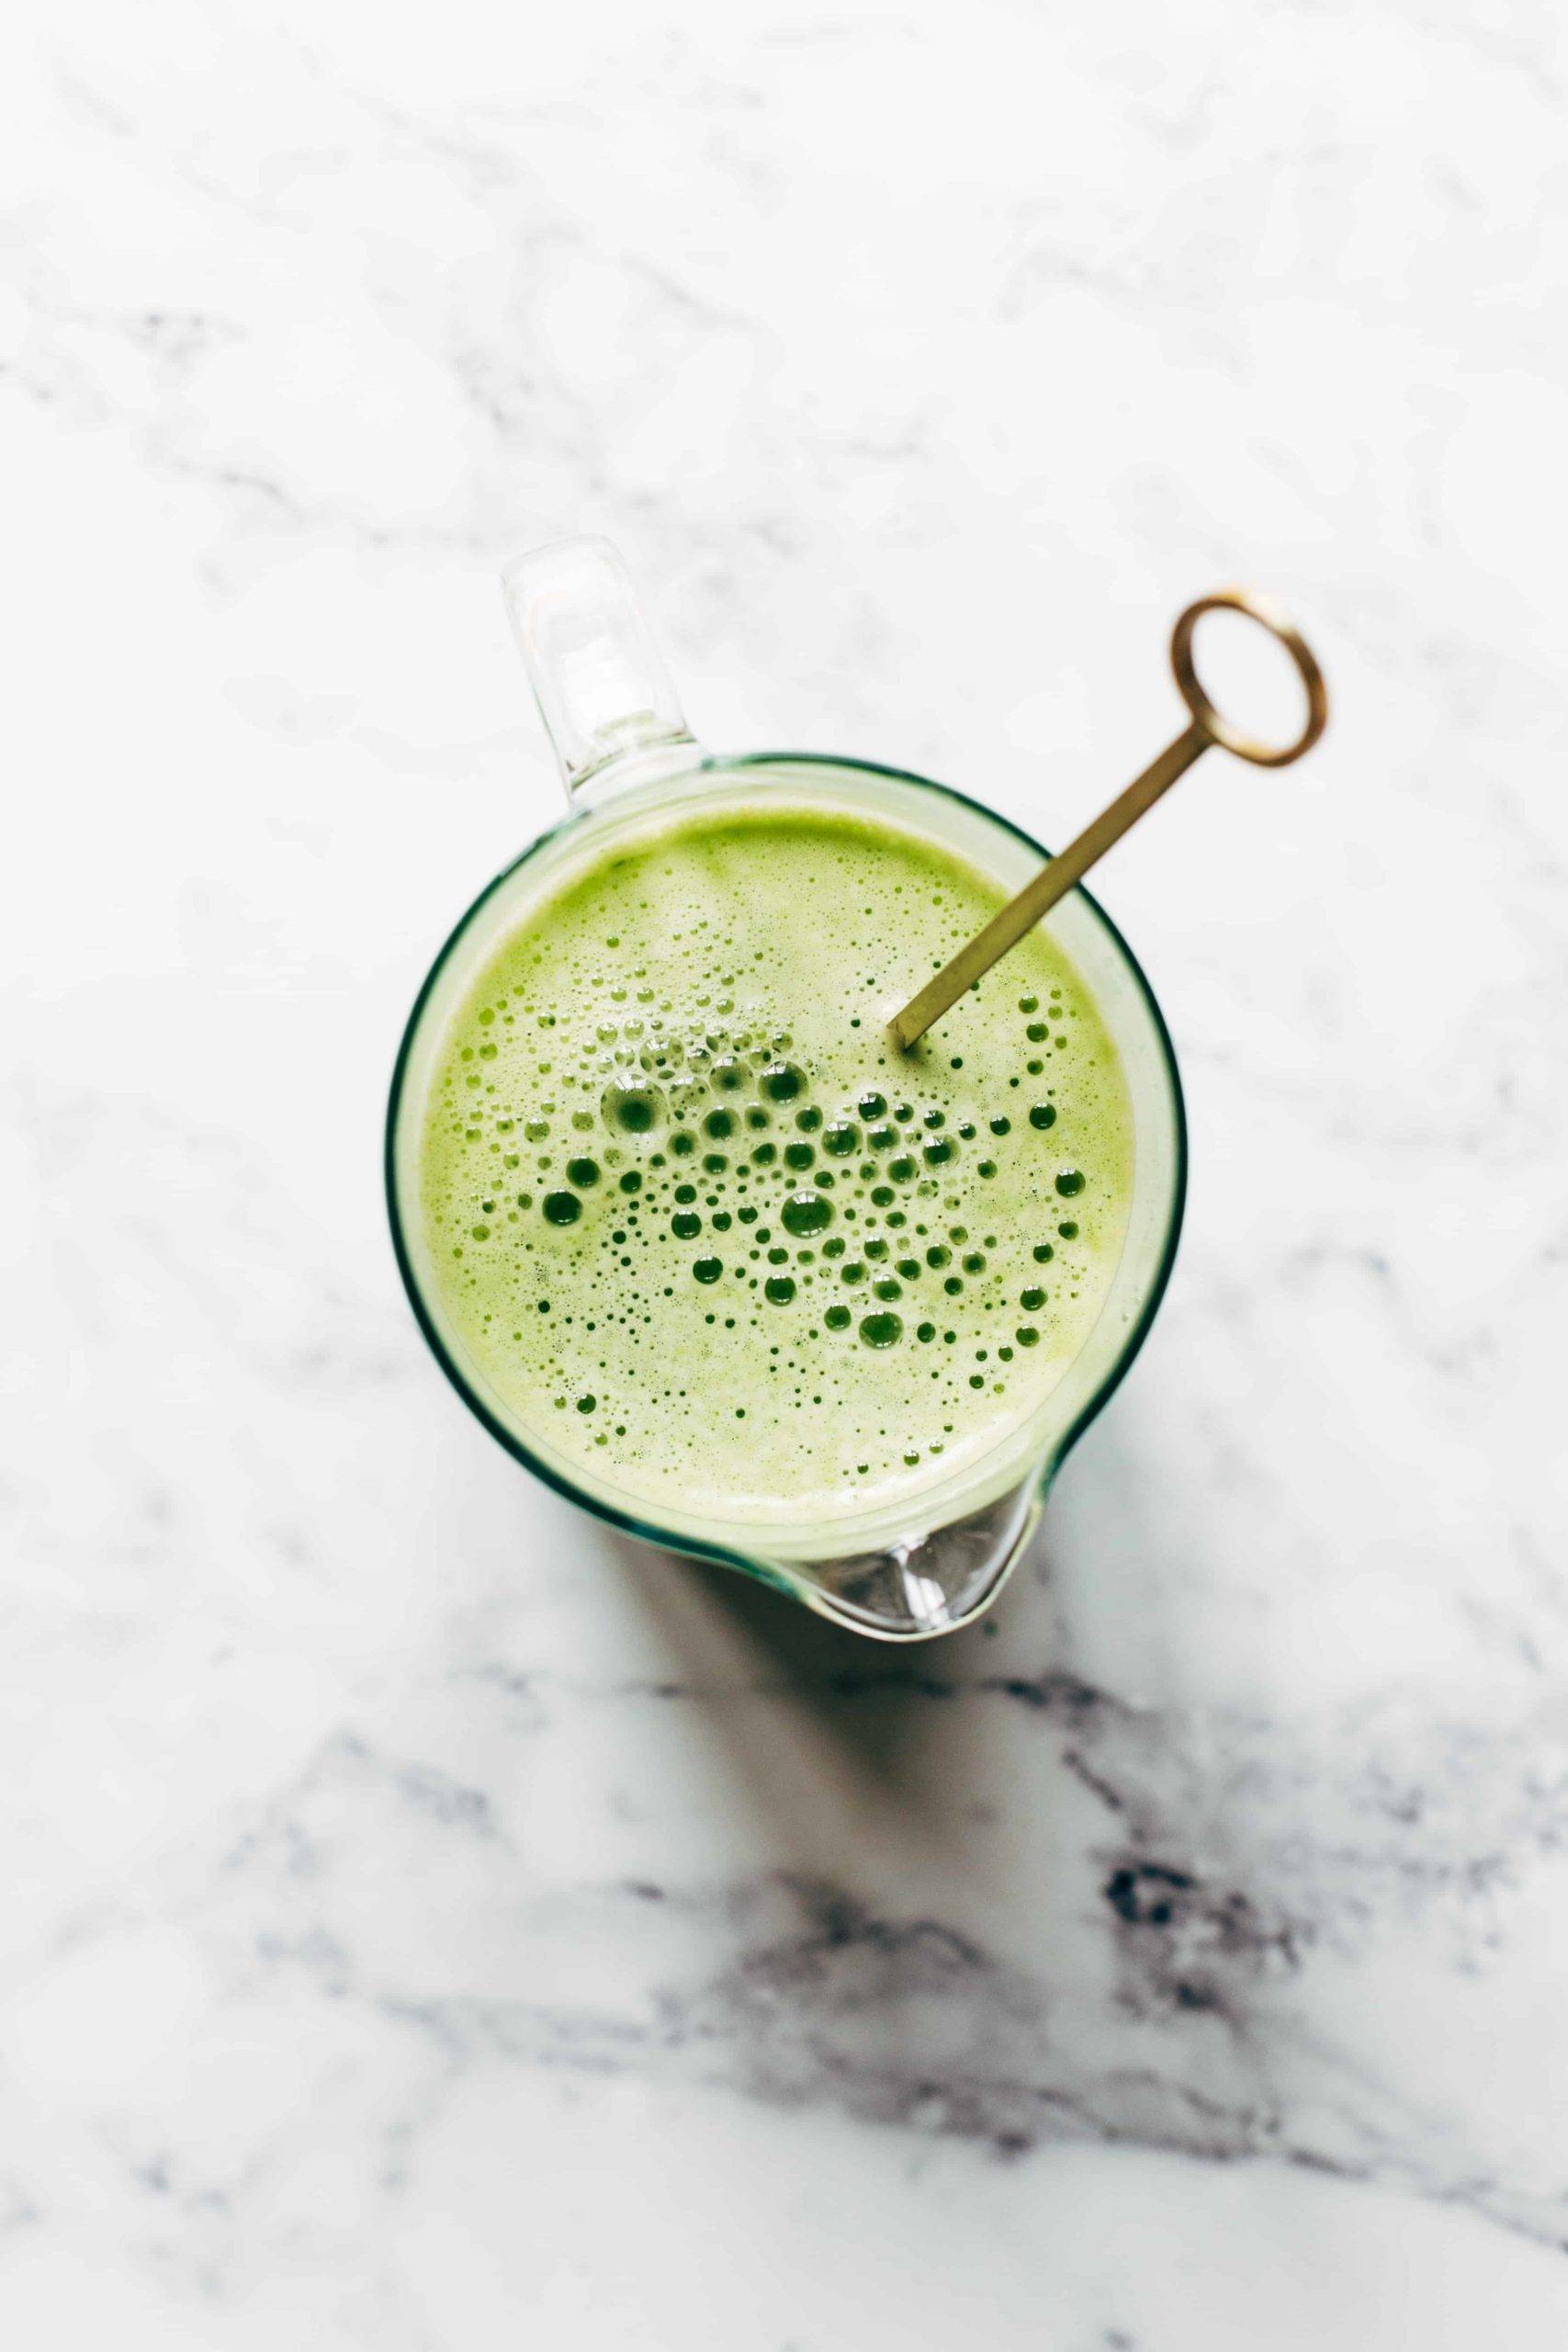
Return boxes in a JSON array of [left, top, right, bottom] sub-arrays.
[[384, 750, 1189, 1572]]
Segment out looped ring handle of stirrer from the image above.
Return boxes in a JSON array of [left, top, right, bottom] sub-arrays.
[[1170, 587, 1327, 767], [886, 587, 1329, 1052]]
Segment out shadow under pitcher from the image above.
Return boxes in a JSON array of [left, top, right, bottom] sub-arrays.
[[386, 540, 1187, 1640]]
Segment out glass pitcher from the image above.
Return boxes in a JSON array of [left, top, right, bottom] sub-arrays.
[[386, 539, 1186, 1640]]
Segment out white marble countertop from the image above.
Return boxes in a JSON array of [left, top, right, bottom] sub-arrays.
[[5, 3, 1567, 2342]]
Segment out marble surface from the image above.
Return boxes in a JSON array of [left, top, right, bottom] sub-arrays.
[[5, 1, 1568, 2341]]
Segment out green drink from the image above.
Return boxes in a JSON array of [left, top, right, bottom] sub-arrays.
[[417, 802, 1134, 1521]]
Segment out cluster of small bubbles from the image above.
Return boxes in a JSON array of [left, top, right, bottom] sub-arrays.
[[422, 812, 1123, 1496]]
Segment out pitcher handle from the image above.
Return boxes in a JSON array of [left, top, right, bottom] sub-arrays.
[[502, 537, 698, 801]]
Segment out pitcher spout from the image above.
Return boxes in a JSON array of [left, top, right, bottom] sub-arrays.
[[773, 1476, 1043, 1642]]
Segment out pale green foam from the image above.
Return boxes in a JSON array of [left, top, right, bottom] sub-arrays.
[[418, 804, 1134, 1520]]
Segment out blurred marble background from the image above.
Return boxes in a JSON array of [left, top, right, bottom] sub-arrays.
[[3, 1, 1566, 2342]]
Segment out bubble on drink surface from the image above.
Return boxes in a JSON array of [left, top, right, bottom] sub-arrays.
[[761, 1060, 806, 1102], [859, 1311, 903, 1349], [781, 1191, 831, 1238], [602, 1078, 665, 1135]]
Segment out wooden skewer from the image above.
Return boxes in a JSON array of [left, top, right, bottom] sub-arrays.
[[887, 588, 1328, 1054]]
